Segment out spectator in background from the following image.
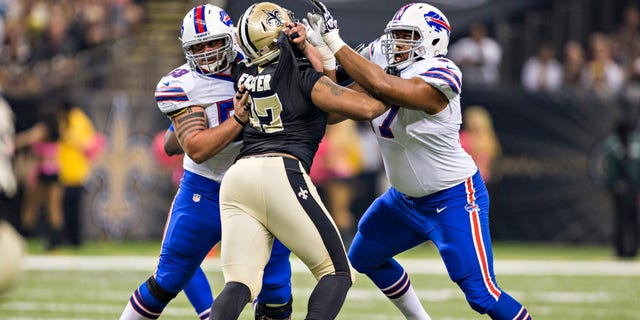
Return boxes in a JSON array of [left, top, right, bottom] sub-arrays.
[[621, 45, 640, 104], [57, 98, 102, 247], [14, 102, 64, 250], [582, 33, 625, 97], [449, 21, 502, 87], [562, 40, 586, 90], [612, 5, 640, 68], [521, 42, 563, 92], [460, 105, 501, 185], [310, 120, 364, 248], [349, 121, 385, 229], [0, 92, 17, 218], [0, 0, 144, 96], [29, 3, 79, 62], [110, 0, 145, 39], [603, 118, 640, 258]]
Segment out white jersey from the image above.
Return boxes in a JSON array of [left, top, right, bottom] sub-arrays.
[[154, 63, 241, 182], [367, 38, 477, 197]]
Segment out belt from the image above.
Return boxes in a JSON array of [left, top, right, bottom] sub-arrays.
[[242, 152, 299, 161]]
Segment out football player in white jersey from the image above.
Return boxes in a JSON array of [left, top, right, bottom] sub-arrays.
[[119, 4, 312, 320], [305, 2, 531, 319]]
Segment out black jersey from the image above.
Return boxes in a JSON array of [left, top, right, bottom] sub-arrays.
[[232, 32, 327, 172]]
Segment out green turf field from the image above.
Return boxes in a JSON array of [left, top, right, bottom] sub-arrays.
[[1, 240, 639, 319]]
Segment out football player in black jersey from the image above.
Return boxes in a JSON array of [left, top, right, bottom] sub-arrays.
[[209, 2, 389, 320]]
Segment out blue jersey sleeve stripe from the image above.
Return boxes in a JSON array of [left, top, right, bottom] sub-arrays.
[[156, 87, 186, 93], [422, 73, 460, 95], [428, 67, 461, 87], [155, 96, 189, 102]]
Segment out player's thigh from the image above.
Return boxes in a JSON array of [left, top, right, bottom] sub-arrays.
[[259, 239, 292, 304], [219, 205, 272, 299], [349, 189, 425, 266], [264, 239, 292, 284], [267, 158, 351, 280], [160, 189, 222, 266], [219, 160, 273, 298], [431, 193, 493, 283]]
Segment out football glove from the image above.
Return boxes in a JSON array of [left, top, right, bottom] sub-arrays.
[[308, 0, 338, 32], [302, 17, 335, 70], [306, 0, 346, 53]]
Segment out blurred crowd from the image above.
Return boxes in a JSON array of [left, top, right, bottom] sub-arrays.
[[517, 5, 640, 101], [445, 5, 640, 104], [0, 0, 144, 96], [0, 0, 143, 250], [1, 94, 104, 250]]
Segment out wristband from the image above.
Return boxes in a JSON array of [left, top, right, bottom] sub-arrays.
[[322, 30, 347, 54], [316, 43, 336, 71], [233, 114, 248, 127]]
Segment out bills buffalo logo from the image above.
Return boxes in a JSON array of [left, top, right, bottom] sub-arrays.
[[263, 8, 284, 27], [424, 11, 450, 35], [465, 203, 480, 213], [220, 10, 232, 27]]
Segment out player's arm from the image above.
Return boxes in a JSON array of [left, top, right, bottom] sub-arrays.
[[163, 127, 183, 156], [168, 86, 250, 164], [333, 46, 448, 114], [284, 21, 325, 73], [305, 6, 447, 114], [14, 122, 47, 149], [311, 76, 388, 121]]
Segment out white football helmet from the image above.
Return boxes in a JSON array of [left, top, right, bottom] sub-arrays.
[[236, 2, 293, 66], [382, 3, 451, 70], [180, 4, 237, 74]]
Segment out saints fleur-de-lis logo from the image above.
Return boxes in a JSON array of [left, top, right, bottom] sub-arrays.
[[297, 186, 309, 200], [86, 92, 160, 240], [263, 9, 284, 27]]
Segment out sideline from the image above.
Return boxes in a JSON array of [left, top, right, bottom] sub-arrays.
[[23, 256, 640, 276]]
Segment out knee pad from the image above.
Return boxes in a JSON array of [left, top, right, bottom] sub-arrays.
[[463, 287, 499, 314], [255, 298, 292, 320], [146, 276, 178, 303]]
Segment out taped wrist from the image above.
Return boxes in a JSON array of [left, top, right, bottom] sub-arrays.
[[316, 43, 336, 71], [322, 30, 346, 54]]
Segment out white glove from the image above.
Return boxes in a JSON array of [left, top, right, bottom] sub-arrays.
[[302, 17, 335, 70], [306, 0, 346, 54]]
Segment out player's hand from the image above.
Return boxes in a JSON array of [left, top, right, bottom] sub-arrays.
[[233, 84, 251, 125], [308, 0, 338, 33], [302, 16, 335, 71], [285, 21, 307, 51], [302, 16, 324, 47], [305, 2, 346, 54]]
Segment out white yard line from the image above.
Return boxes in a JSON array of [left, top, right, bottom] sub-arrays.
[[23, 256, 640, 276]]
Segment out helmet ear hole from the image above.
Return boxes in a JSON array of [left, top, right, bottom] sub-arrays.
[[432, 38, 440, 46]]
